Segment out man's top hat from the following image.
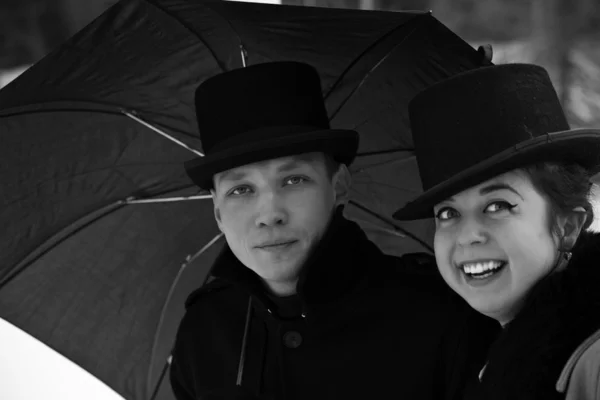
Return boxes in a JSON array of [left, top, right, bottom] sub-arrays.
[[393, 63, 600, 221], [184, 61, 359, 190]]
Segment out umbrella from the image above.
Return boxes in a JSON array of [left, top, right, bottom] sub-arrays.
[[0, 0, 491, 399]]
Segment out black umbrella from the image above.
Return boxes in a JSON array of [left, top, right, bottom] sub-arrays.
[[0, 0, 491, 399]]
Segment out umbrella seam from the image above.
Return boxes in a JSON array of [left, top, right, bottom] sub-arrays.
[[323, 12, 427, 102], [348, 200, 433, 253], [1, 185, 198, 288], [328, 15, 427, 121], [0, 202, 125, 289], [143, 0, 230, 72], [1, 166, 193, 210], [147, 232, 224, 398], [0, 103, 198, 140], [0, 103, 199, 142], [357, 148, 414, 157]]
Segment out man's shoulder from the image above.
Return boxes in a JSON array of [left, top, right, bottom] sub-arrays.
[[380, 251, 441, 280], [375, 251, 458, 300], [394, 251, 437, 269], [184, 276, 237, 310]]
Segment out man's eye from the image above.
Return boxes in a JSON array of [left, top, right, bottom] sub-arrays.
[[228, 186, 252, 196], [284, 176, 308, 186], [435, 207, 458, 221], [485, 201, 516, 213]]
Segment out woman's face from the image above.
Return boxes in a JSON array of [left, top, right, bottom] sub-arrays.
[[433, 170, 559, 325]]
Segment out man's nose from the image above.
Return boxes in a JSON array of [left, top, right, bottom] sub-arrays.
[[255, 191, 288, 227]]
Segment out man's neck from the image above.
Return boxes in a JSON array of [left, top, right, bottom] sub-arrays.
[[264, 278, 299, 297]]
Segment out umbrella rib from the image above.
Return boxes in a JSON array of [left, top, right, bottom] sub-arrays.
[[123, 110, 204, 157], [0, 101, 202, 142], [351, 216, 406, 238], [0, 185, 197, 289], [356, 148, 414, 157], [0, 201, 124, 289], [348, 200, 433, 253], [183, 232, 224, 266], [352, 157, 416, 177], [328, 17, 425, 121], [323, 12, 426, 102], [125, 194, 211, 204], [147, 232, 224, 398], [143, 0, 228, 72], [148, 356, 171, 400], [3, 165, 198, 210], [201, 3, 248, 68]]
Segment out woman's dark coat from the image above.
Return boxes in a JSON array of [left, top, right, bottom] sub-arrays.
[[466, 232, 600, 400], [170, 211, 496, 400]]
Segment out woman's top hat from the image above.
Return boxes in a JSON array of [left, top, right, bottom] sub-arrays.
[[393, 63, 600, 221], [184, 61, 359, 190]]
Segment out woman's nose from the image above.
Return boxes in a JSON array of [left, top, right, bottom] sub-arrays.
[[456, 217, 488, 247]]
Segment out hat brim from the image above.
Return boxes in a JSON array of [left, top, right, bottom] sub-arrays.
[[393, 128, 600, 221], [184, 129, 359, 190]]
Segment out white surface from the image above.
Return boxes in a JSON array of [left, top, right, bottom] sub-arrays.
[[0, 318, 124, 400], [228, 0, 281, 3], [0, 65, 29, 88]]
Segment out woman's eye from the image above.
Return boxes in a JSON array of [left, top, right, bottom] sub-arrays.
[[435, 207, 458, 221], [284, 176, 308, 186], [228, 186, 252, 196], [485, 201, 516, 213]]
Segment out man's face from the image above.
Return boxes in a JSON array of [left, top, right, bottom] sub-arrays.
[[211, 152, 342, 290]]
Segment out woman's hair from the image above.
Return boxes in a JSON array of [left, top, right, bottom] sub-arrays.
[[522, 162, 596, 237]]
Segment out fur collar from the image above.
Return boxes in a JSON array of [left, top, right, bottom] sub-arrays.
[[472, 232, 600, 400]]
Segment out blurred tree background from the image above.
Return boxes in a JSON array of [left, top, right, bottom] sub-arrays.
[[1, 0, 600, 127]]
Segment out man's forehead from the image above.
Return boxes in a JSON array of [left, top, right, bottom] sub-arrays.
[[214, 152, 324, 184]]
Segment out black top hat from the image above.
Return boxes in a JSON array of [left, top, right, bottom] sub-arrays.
[[184, 61, 359, 190], [393, 63, 600, 221]]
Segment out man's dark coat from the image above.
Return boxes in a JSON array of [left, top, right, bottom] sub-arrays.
[[170, 210, 496, 400]]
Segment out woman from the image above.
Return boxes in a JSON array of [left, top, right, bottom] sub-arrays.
[[393, 64, 600, 399]]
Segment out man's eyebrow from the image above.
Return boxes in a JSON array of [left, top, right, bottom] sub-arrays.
[[217, 169, 248, 184], [277, 160, 307, 173], [217, 155, 316, 184], [479, 183, 524, 200]]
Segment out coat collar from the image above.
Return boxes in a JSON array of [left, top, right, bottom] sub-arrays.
[[473, 231, 600, 400], [210, 207, 382, 319]]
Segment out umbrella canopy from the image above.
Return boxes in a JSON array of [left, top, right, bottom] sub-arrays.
[[0, 0, 490, 399]]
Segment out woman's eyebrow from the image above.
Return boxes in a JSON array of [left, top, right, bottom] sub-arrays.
[[478, 183, 524, 200]]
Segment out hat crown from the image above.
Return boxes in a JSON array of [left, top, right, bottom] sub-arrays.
[[409, 64, 570, 192], [195, 61, 331, 154]]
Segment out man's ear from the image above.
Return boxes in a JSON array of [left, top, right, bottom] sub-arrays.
[[211, 190, 224, 232], [332, 164, 352, 206], [556, 207, 588, 251]]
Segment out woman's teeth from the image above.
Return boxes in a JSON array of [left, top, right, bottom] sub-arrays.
[[461, 261, 505, 279]]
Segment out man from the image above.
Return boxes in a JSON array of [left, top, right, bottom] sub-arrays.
[[170, 61, 496, 400]]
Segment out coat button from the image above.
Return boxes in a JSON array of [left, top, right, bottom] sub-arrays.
[[283, 331, 303, 349]]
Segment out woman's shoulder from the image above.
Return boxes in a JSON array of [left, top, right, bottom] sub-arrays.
[[557, 328, 600, 399]]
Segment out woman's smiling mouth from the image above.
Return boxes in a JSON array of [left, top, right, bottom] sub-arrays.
[[459, 260, 507, 280]]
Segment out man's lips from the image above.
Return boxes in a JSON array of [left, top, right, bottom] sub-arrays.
[[255, 240, 298, 249]]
